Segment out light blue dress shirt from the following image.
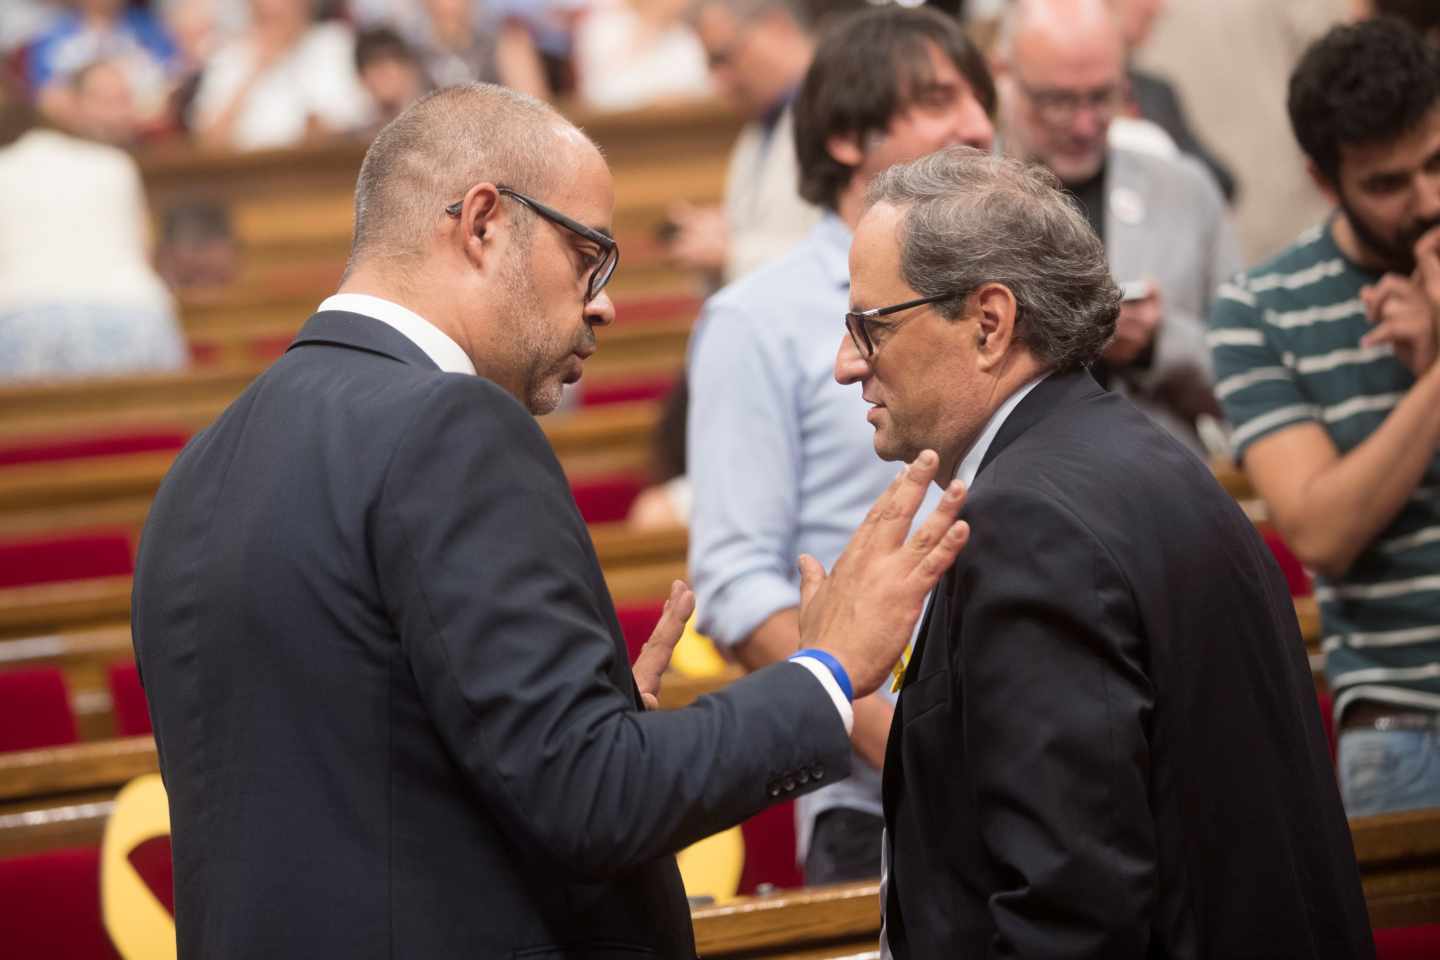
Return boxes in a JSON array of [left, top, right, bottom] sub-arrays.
[[687, 213, 944, 856]]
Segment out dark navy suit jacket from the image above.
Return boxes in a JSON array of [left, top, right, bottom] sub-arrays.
[[132, 312, 850, 959], [882, 369, 1372, 958]]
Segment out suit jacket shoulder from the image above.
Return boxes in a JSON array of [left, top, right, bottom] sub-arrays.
[[134, 311, 854, 959]]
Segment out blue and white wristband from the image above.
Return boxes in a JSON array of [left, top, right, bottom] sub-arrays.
[[788, 649, 854, 702]]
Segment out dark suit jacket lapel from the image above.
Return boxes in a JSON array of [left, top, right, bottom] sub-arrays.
[[286, 311, 443, 372], [896, 368, 1104, 692], [975, 368, 1105, 478]]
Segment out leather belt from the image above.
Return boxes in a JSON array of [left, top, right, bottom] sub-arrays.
[[1340, 700, 1440, 733]]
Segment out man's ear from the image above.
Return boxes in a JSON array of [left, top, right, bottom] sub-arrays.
[[458, 182, 503, 269], [1306, 159, 1339, 208], [826, 130, 864, 168], [974, 282, 1019, 373]]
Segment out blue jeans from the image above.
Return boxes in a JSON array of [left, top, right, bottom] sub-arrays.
[[1337, 728, 1440, 817]]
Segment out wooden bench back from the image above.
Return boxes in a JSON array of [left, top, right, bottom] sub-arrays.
[[0, 733, 1435, 941]]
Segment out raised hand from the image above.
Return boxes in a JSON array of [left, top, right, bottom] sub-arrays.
[[632, 580, 695, 710], [796, 450, 970, 698], [1360, 229, 1440, 378]]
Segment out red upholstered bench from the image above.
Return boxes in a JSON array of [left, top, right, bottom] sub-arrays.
[[0, 667, 78, 753], [0, 532, 135, 589], [571, 474, 648, 525], [249, 335, 293, 361], [613, 294, 701, 326], [739, 801, 803, 895], [0, 431, 187, 467], [108, 662, 153, 737], [1375, 924, 1440, 959], [580, 375, 678, 408], [1316, 689, 1337, 760], [188, 341, 221, 366], [616, 601, 667, 663], [1260, 527, 1312, 597], [0, 847, 119, 959]]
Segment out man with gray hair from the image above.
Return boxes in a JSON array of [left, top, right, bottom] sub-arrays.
[[131, 83, 970, 958], [994, 0, 1240, 452], [842, 147, 1370, 956]]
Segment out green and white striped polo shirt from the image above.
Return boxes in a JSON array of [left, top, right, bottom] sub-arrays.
[[1210, 219, 1440, 717]]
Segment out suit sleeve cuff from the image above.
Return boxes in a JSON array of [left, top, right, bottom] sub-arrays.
[[787, 657, 854, 736]]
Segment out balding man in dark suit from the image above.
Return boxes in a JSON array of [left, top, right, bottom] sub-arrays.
[[132, 84, 970, 959]]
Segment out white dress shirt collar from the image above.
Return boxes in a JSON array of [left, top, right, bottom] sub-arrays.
[[317, 293, 476, 376], [954, 372, 1050, 490]]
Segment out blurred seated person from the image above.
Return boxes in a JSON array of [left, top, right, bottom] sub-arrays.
[[70, 57, 150, 146], [418, 0, 549, 99], [191, 0, 371, 151], [492, 0, 588, 95], [0, 83, 186, 381], [2, 1, 62, 59], [157, 0, 230, 136], [668, 0, 821, 285], [29, 0, 179, 136], [156, 201, 240, 295], [575, 0, 711, 112], [354, 26, 431, 132]]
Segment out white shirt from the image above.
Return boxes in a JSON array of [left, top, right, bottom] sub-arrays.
[[320, 293, 852, 731], [723, 107, 823, 282], [192, 22, 372, 151], [0, 129, 171, 312], [575, 2, 712, 112], [317, 293, 475, 375], [954, 373, 1050, 490]]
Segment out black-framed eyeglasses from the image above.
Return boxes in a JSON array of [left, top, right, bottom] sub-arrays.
[[845, 292, 966, 359], [446, 186, 620, 304]]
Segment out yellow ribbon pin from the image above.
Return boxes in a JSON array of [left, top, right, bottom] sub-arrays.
[[890, 642, 913, 693]]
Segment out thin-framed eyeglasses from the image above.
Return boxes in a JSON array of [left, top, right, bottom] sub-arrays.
[[845, 291, 967, 359], [446, 186, 620, 304], [1011, 75, 1124, 128]]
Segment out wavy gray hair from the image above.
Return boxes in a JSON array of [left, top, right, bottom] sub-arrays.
[[864, 147, 1120, 371]]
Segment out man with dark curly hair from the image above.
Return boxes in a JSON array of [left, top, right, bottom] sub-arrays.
[[1210, 17, 1440, 816]]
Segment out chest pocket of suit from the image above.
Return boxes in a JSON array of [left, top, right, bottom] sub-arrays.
[[512, 943, 656, 959], [899, 667, 951, 728]]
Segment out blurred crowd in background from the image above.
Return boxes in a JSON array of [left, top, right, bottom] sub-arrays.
[[0, 0, 1436, 384], [0, 0, 876, 150], [2, 0, 1440, 838]]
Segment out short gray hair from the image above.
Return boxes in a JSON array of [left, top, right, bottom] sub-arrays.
[[346, 83, 576, 275], [864, 147, 1119, 372]]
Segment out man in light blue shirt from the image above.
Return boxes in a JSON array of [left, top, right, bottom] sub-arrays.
[[687, 4, 997, 884]]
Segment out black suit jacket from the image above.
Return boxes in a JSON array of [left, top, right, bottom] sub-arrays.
[[882, 370, 1372, 958], [132, 312, 851, 959]]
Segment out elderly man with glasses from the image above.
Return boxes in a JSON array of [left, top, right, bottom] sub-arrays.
[[130, 83, 971, 959], [849, 145, 1371, 959], [994, 0, 1241, 453]]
